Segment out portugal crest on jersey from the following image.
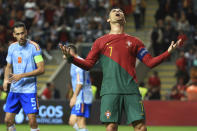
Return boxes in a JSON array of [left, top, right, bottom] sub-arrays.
[[105, 110, 111, 119]]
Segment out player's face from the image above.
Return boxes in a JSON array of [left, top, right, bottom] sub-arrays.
[[13, 27, 27, 46], [107, 8, 126, 24]]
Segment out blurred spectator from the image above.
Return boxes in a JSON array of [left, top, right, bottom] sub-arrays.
[[170, 0, 179, 15], [162, 19, 177, 52], [139, 0, 146, 27], [132, 0, 143, 31], [0, 73, 3, 86], [138, 82, 148, 100], [53, 5, 65, 24], [57, 24, 71, 44], [152, 0, 197, 100], [188, 66, 197, 85], [186, 67, 197, 100], [0, 87, 7, 100], [182, 0, 192, 12], [0, 68, 7, 100], [170, 77, 187, 100], [84, 23, 95, 43], [186, 7, 197, 27], [91, 84, 97, 100], [41, 82, 60, 100], [194, 0, 197, 15], [65, 0, 79, 25], [0, 44, 7, 77], [154, 6, 165, 22], [0, 90, 7, 100], [93, 12, 103, 24], [175, 51, 189, 84], [0, 0, 110, 52], [177, 11, 190, 33], [24, 0, 37, 29], [95, 23, 105, 40], [90, 77, 97, 100], [0, 78, 7, 100], [71, 23, 83, 43], [193, 52, 197, 67], [147, 71, 161, 100], [193, 30, 197, 46], [32, 7, 44, 27], [150, 19, 164, 56], [0, 24, 7, 44], [45, 39, 54, 52], [171, 12, 180, 30], [162, 16, 177, 51], [41, 83, 52, 100], [185, 48, 196, 71], [186, 84, 197, 100], [50, 24, 58, 44], [44, 2, 56, 25], [0, 82, 7, 100], [0, 6, 7, 26], [53, 84, 60, 99]]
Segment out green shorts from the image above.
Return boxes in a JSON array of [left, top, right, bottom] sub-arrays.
[[100, 94, 145, 124]]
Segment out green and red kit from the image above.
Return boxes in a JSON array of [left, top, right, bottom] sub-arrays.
[[69, 33, 170, 96]]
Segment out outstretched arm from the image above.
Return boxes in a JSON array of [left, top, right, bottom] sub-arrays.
[[60, 40, 101, 70], [142, 40, 181, 68]]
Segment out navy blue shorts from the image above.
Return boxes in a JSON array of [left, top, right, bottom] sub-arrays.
[[5, 92, 39, 114]]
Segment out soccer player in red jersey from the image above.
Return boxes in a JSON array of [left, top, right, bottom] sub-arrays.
[[60, 8, 181, 131]]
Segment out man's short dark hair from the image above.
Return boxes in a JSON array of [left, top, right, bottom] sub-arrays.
[[13, 22, 26, 31], [67, 44, 77, 54], [108, 7, 124, 18]]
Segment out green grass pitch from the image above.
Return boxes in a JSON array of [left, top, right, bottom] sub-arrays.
[[1, 124, 197, 131]]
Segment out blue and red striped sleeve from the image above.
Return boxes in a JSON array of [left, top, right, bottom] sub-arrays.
[[136, 38, 171, 68]]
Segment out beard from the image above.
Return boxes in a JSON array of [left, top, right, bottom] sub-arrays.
[[19, 39, 27, 46]]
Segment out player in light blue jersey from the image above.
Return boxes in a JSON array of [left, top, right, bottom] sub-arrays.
[[3, 22, 44, 131], [67, 44, 93, 131]]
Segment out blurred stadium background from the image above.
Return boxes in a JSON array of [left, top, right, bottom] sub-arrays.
[[1, 0, 197, 130]]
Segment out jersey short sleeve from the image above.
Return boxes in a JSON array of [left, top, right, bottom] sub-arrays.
[[136, 38, 149, 61], [32, 44, 42, 57], [76, 67, 84, 85], [6, 45, 13, 64], [30, 41, 43, 63]]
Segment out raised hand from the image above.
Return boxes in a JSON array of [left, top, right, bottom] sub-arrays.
[[168, 39, 182, 53], [59, 43, 72, 59]]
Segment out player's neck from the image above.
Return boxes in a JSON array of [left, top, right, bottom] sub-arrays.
[[109, 23, 124, 34]]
